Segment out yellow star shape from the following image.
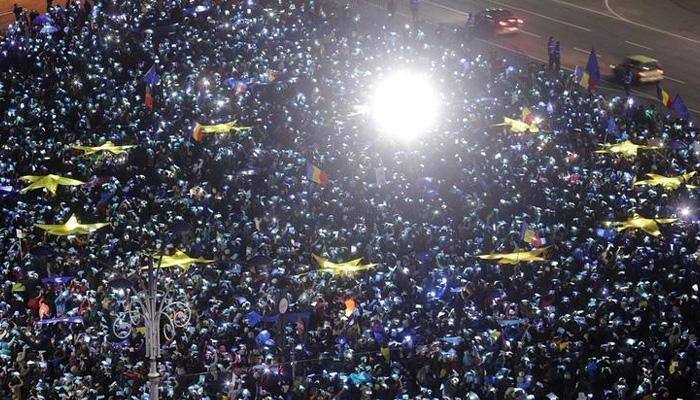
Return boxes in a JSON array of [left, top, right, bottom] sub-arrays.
[[312, 254, 377, 275], [605, 214, 677, 237], [633, 171, 696, 190], [477, 247, 549, 264], [72, 141, 137, 156], [35, 214, 109, 236], [147, 250, 214, 271], [491, 117, 539, 133], [595, 140, 661, 158], [20, 174, 85, 195]]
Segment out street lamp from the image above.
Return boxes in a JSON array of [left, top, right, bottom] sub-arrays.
[[111, 249, 192, 400]]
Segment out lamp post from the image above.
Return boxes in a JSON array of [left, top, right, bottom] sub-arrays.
[[112, 252, 191, 400]]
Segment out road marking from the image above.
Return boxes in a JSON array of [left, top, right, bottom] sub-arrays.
[[520, 29, 542, 38], [573, 47, 601, 59], [602, 0, 700, 46], [624, 40, 652, 50], [348, 0, 700, 116], [424, 0, 469, 16], [665, 76, 686, 84], [488, 0, 591, 32], [0, 11, 14, 16]]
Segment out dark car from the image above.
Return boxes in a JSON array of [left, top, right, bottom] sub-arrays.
[[474, 8, 524, 37]]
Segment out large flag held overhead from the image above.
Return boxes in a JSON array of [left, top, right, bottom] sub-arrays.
[[656, 85, 674, 109], [520, 222, 546, 247], [312, 254, 376, 275], [605, 214, 677, 237], [72, 141, 136, 155], [595, 140, 662, 158], [35, 214, 109, 236], [20, 174, 85, 194], [477, 247, 549, 264], [148, 250, 214, 271], [586, 48, 600, 90], [306, 163, 330, 186], [673, 94, 692, 121], [143, 64, 161, 85], [192, 120, 251, 142], [574, 66, 591, 90], [633, 171, 696, 190], [143, 64, 160, 110]]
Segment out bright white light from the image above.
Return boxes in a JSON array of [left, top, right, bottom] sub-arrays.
[[370, 70, 440, 141], [680, 207, 690, 217]]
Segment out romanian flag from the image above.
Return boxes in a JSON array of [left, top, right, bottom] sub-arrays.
[[574, 65, 591, 90], [306, 162, 329, 186], [520, 222, 546, 247], [585, 48, 600, 90], [145, 85, 154, 110], [656, 85, 674, 109]]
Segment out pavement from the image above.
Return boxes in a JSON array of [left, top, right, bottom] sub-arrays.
[[353, 0, 700, 115], [0, 0, 48, 31]]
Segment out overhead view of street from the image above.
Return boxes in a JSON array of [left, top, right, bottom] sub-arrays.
[[1, 0, 700, 399], [358, 0, 700, 114]]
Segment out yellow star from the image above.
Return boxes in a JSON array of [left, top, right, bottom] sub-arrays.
[[595, 140, 661, 158], [633, 171, 696, 190], [491, 117, 539, 133], [193, 120, 252, 141], [35, 214, 109, 236], [605, 214, 677, 237], [72, 141, 137, 156], [477, 247, 549, 264], [20, 174, 85, 195], [312, 254, 376, 275], [147, 250, 214, 271]]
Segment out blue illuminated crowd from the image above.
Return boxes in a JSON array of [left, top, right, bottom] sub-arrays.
[[1, 0, 700, 399]]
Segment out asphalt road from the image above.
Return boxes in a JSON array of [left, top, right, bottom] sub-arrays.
[[357, 0, 700, 115], [0, 0, 48, 29]]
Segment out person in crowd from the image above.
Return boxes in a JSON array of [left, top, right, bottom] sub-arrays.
[[0, 0, 698, 399]]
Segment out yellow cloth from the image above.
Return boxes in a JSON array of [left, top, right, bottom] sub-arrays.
[[312, 254, 376, 275], [477, 247, 549, 264], [148, 250, 214, 271], [605, 214, 677, 237], [595, 140, 661, 158], [633, 171, 696, 190], [491, 117, 539, 133], [193, 120, 251, 141], [380, 346, 390, 362], [20, 174, 85, 194], [35, 214, 109, 236], [72, 141, 136, 155]]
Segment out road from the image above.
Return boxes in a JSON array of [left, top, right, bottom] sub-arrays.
[[4, 0, 699, 113], [356, 0, 700, 115], [0, 0, 48, 29]]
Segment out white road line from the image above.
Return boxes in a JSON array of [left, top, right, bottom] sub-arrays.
[[0, 11, 14, 16], [603, 0, 700, 46], [520, 29, 542, 38], [424, 0, 469, 16], [665, 76, 686, 84], [488, 0, 592, 32], [573, 47, 600, 59], [624, 40, 652, 50], [351, 0, 700, 115]]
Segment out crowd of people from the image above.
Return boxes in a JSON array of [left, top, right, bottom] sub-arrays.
[[1, 0, 700, 399]]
